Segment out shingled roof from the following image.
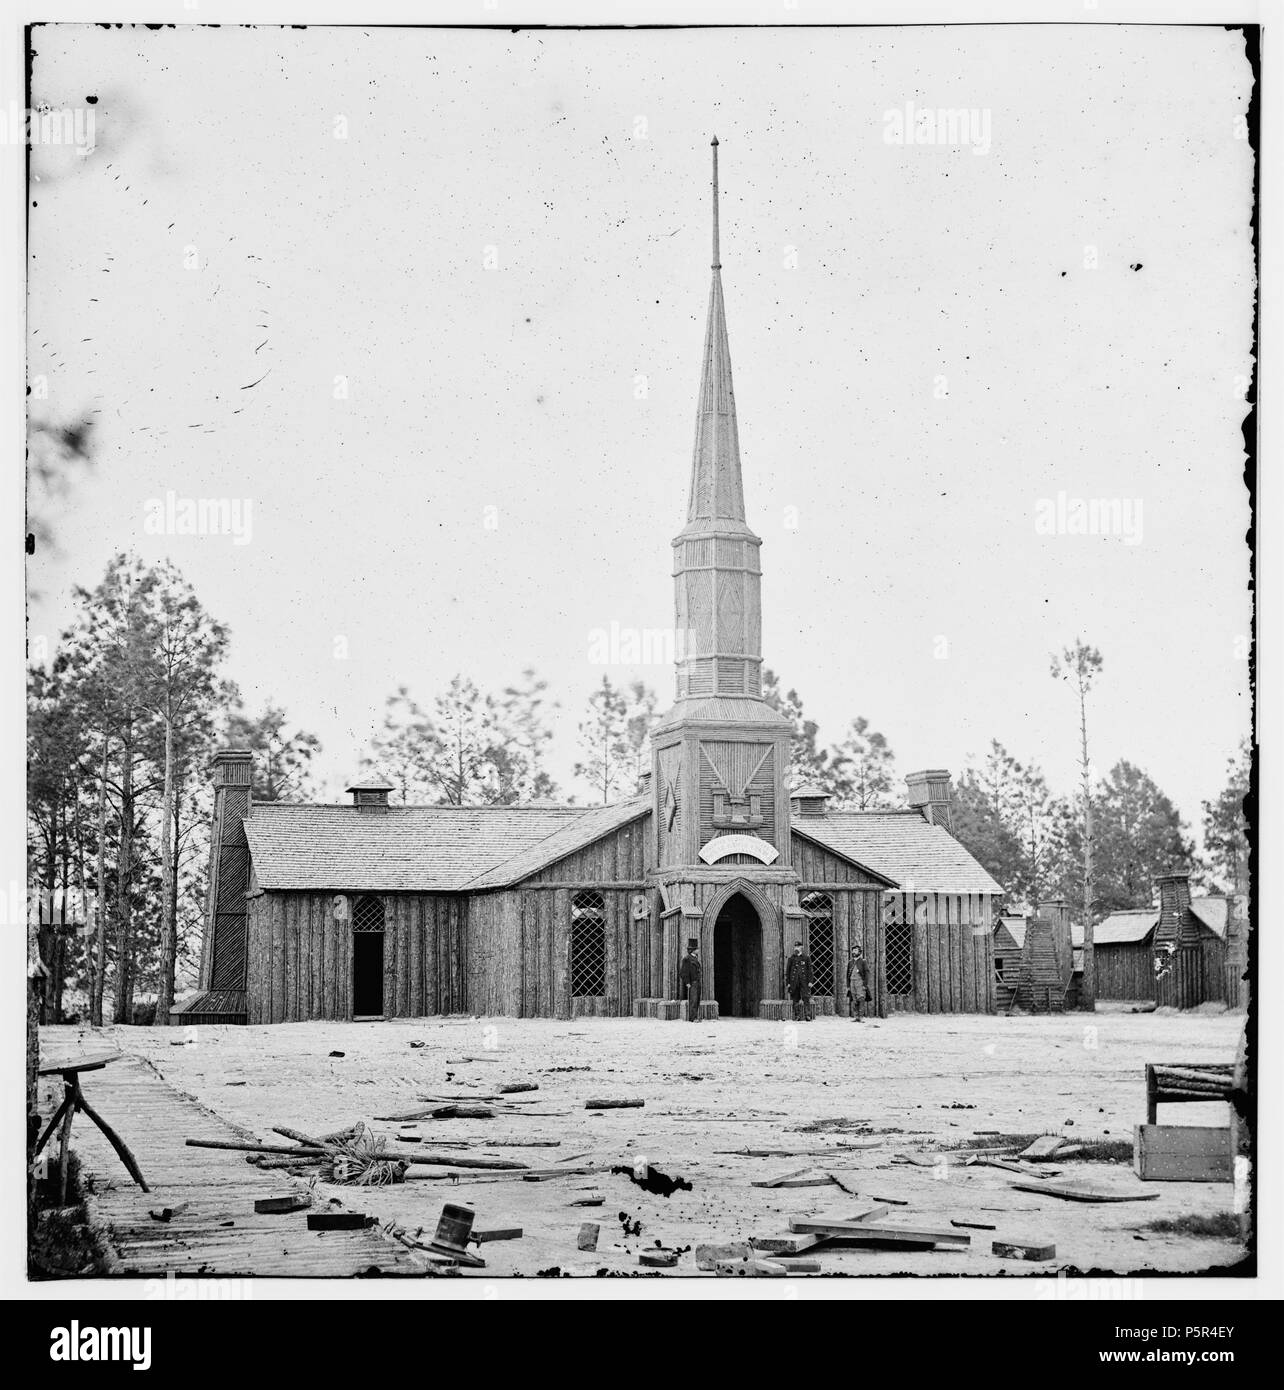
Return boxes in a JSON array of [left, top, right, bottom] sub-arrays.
[[791, 811, 1004, 894], [243, 797, 649, 893], [1082, 897, 1231, 947]]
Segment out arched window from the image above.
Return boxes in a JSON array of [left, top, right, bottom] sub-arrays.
[[801, 891, 835, 994], [570, 891, 608, 998]]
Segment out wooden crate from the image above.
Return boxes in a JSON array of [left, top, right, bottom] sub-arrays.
[[1133, 1124, 1233, 1182]]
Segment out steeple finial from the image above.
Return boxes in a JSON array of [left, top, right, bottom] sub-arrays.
[[710, 135, 721, 270]]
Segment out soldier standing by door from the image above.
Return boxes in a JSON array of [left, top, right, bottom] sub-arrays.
[[846, 944, 869, 1022], [678, 939, 702, 1021], [786, 941, 813, 1022]]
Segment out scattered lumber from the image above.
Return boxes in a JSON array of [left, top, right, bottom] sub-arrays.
[[716, 1257, 785, 1277], [248, 1154, 326, 1170], [585, 1098, 644, 1110], [827, 1171, 864, 1197], [777, 1259, 821, 1273], [1009, 1180, 1160, 1203], [696, 1241, 752, 1270], [975, 1157, 1062, 1177], [577, 1223, 600, 1251], [714, 1143, 879, 1157], [188, 1139, 329, 1157], [788, 1216, 970, 1248], [254, 1194, 311, 1215], [498, 1083, 539, 1094], [273, 1126, 332, 1149], [893, 1152, 974, 1169], [751, 1169, 834, 1189], [411, 1166, 592, 1184], [869, 1194, 910, 1206], [147, 1203, 189, 1223], [639, 1249, 678, 1268], [429, 1105, 495, 1121], [445, 1056, 499, 1064], [992, 1239, 1056, 1261], [750, 1166, 812, 1188], [473, 1228, 523, 1244], [1019, 1136, 1070, 1160], [751, 1231, 827, 1255], [307, 1212, 371, 1231], [951, 1219, 997, 1231], [569, 1196, 604, 1207], [397, 1152, 527, 1169]]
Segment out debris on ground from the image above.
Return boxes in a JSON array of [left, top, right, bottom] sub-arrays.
[[611, 1165, 692, 1198], [254, 1194, 311, 1215], [992, 1238, 1056, 1261]]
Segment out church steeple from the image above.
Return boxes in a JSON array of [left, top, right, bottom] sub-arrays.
[[673, 137, 764, 700], [683, 136, 749, 535]]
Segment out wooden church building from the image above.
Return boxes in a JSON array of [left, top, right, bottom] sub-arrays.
[[175, 140, 1003, 1028]]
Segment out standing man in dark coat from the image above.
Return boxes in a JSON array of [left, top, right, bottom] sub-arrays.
[[846, 944, 870, 1022], [678, 939, 702, 1022], [786, 941, 813, 1022]]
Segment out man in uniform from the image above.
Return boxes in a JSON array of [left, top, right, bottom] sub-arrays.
[[786, 940, 813, 1022], [678, 939, 702, 1022], [846, 944, 870, 1021]]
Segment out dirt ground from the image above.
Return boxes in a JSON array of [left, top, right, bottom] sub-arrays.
[[45, 1007, 1248, 1279]]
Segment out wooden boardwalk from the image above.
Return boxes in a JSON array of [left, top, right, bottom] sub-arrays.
[[39, 1050, 427, 1278]]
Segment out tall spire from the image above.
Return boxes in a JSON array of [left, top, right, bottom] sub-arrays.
[[670, 137, 765, 703], [711, 135, 720, 269], [683, 136, 748, 533]]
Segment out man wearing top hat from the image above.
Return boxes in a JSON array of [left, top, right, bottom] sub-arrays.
[[678, 939, 702, 1022]]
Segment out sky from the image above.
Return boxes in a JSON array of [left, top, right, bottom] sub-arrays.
[[26, 22, 1255, 830]]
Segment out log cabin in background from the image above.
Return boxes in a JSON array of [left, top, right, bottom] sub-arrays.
[[173, 140, 1003, 1028], [1085, 872, 1246, 1009]]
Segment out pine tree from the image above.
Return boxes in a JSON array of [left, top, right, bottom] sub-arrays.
[[574, 676, 634, 804], [829, 717, 899, 809], [1050, 639, 1104, 1008], [1202, 738, 1251, 896]]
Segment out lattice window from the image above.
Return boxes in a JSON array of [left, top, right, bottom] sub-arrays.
[[886, 918, 913, 996], [801, 890, 835, 994], [570, 891, 607, 998], [353, 895, 385, 933]]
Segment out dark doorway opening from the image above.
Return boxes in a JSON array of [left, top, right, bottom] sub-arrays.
[[713, 893, 763, 1017], [352, 894, 385, 1017]]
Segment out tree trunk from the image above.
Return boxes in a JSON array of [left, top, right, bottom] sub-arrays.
[[1079, 684, 1095, 1011], [27, 909, 45, 1223], [157, 709, 176, 1022], [112, 731, 133, 1024], [92, 733, 109, 1026]]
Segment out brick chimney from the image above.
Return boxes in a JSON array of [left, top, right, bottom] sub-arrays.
[[200, 749, 254, 994], [906, 769, 955, 834], [1154, 870, 1193, 948]]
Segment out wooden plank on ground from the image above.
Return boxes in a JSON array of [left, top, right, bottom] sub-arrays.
[[788, 1216, 969, 1247], [1009, 1180, 1161, 1203]]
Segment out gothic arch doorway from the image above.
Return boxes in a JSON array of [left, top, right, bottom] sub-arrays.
[[712, 892, 763, 1017]]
